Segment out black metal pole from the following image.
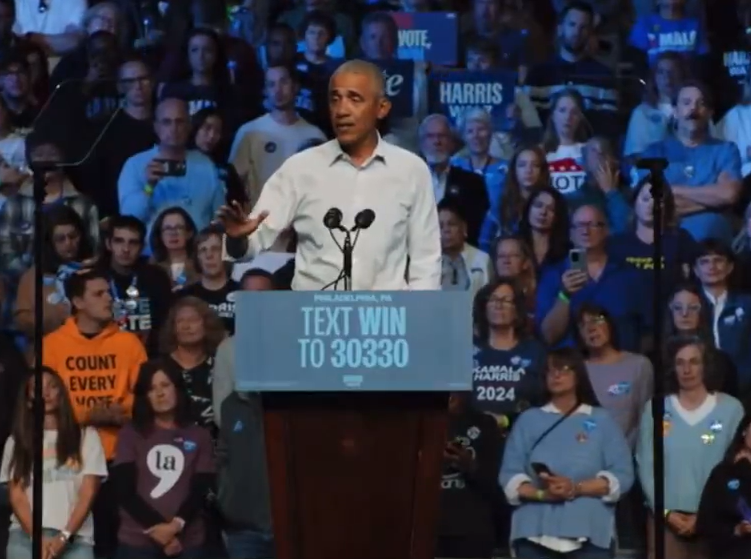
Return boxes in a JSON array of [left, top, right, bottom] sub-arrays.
[[31, 167, 48, 559], [648, 163, 667, 559]]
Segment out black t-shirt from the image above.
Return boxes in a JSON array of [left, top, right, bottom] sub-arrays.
[[160, 80, 222, 115], [438, 408, 501, 546], [294, 54, 332, 137], [180, 279, 240, 335], [703, 32, 750, 119], [165, 354, 216, 438], [105, 262, 174, 356]]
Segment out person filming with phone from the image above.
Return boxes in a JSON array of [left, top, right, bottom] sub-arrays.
[[218, 60, 441, 291], [536, 205, 650, 352], [118, 97, 225, 235]]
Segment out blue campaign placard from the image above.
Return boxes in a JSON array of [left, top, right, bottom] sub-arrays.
[[235, 291, 473, 392], [391, 12, 459, 66], [428, 69, 517, 129], [327, 58, 415, 118]]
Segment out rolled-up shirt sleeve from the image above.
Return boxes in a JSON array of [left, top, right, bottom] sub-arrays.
[[223, 166, 298, 261], [406, 161, 441, 290]]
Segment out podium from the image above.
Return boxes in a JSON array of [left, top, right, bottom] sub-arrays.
[[235, 291, 473, 559]]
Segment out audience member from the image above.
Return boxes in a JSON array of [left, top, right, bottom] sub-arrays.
[[439, 199, 491, 295], [149, 207, 199, 291]]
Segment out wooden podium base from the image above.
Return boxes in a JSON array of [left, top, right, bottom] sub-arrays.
[[262, 392, 450, 559]]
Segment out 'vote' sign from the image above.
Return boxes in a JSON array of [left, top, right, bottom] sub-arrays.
[[391, 12, 458, 66]]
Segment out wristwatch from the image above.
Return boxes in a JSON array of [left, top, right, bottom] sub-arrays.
[[58, 530, 72, 542]]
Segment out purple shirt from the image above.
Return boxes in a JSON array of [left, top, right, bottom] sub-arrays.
[[114, 423, 214, 549]]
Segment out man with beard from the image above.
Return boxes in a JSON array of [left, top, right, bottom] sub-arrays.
[[230, 64, 326, 207], [524, 1, 618, 137], [638, 81, 742, 243], [418, 113, 489, 247]]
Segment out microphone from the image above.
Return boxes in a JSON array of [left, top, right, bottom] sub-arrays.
[[636, 157, 669, 171], [354, 209, 376, 231], [323, 207, 344, 231]]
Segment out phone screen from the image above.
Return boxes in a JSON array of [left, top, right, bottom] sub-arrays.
[[569, 249, 586, 272]]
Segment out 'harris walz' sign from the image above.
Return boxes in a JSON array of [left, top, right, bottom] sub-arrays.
[[328, 58, 415, 119], [428, 69, 517, 129], [391, 11, 458, 66]]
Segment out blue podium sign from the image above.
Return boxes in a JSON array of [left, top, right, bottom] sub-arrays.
[[235, 291, 473, 392]]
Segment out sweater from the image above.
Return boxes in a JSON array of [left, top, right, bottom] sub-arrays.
[[636, 393, 744, 513], [499, 404, 634, 550], [42, 318, 147, 459]]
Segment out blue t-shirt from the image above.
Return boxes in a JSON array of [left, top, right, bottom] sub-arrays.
[[628, 15, 708, 66], [637, 137, 742, 243], [471, 338, 546, 418]]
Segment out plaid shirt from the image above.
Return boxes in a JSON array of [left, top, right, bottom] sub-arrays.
[[0, 180, 99, 281]]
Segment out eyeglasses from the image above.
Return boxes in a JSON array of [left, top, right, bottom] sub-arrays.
[[578, 315, 606, 327], [547, 365, 574, 375], [669, 303, 701, 314], [487, 296, 515, 307], [162, 225, 186, 233], [571, 221, 606, 231]]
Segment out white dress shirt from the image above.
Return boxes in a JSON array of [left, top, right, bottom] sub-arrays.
[[223, 137, 441, 291]]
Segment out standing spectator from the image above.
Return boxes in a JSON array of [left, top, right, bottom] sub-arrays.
[[258, 23, 297, 70], [0, 95, 28, 175], [230, 64, 325, 207], [524, 2, 618, 136], [180, 227, 240, 335], [490, 236, 537, 319], [0, 135, 99, 283], [662, 283, 739, 398], [13, 0, 86, 64], [0, 0, 25, 62], [717, 68, 751, 180], [733, 201, 751, 293], [99, 215, 174, 356], [418, 114, 489, 247], [628, 0, 709, 67], [576, 137, 630, 232], [624, 52, 689, 158], [160, 296, 226, 436], [536, 205, 649, 352], [42, 268, 146, 559], [480, 145, 550, 252], [693, 240, 751, 394], [278, 0, 355, 57], [439, 200, 491, 296], [499, 348, 634, 559], [160, 28, 231, 116], [1, 368, 107, 559], [81, 57, 158, 219], [112, 360, 215, 559], [190, 107, 248, 210], [149, 207, 199, 291], [637, 81, 742, 243], [118, 98, 225, 233], [0, 54, 39, 128], [14, 205, 93, 347], [472, 278, 546, 428], [577, 304, 653, 447], [517, 185, 570, 274], [696, 413, 751, 559], [636, 336, 744, 559], [542, 89, 591, 201], [437, 392, 502, 559], [608, 177, 697, 292]]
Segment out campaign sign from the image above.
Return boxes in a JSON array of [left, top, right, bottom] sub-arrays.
[[328, 58, 415, 118], [391, 11, 458, 66], [235, 291, 473, 392], [428, 69, 517, 129]]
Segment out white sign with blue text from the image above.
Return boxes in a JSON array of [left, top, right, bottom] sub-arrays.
[[234, 291, 473, 392]]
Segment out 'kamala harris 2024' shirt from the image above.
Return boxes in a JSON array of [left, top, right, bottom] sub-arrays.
[[472, 339, 546, 424]]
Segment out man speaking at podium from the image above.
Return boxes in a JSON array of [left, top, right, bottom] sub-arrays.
[[217, 60, 441, 291]]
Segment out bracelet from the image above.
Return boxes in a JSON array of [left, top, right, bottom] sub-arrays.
[[557, 291, 570, 303], [143, 183, 154, 195], [535, 489, 545, 501]]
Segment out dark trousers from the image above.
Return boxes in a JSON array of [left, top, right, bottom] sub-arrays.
[[435, 535, 495, 558], [92, 472, 119, 559], [114, 545, 205, 559]]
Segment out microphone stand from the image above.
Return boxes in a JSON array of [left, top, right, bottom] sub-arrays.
[[644, 159, 668, 559], [322, 229, 362, 292]]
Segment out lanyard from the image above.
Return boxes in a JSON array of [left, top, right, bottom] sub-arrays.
[[111, 275, 140, 321]]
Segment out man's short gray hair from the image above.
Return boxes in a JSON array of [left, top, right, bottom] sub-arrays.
[[329, 59, 386, 98], [418, 113, 452, 139]]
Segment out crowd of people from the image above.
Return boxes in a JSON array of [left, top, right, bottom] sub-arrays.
[[0, 0, 750, 558]]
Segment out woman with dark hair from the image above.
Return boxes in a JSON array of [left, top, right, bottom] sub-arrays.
[[637, 336, 744, 559], [662, 283, 739, 397], [472, 278, 546, 430], [517, 185, 570, 275], [14, 205, 94, 342], [608, 176, 697, 288], [1, 368, 107, 559], [542, 89, 592, 203], [490, 235, 537, 319], [499, 348, 633, 559], [160, 296, 226, 440], [149, 207, 199, 290], [159, 28, 231, 115], [112, 360, 214, 559], [479, 145, 550, 251], [624, 51, 690, 158], [189, 107, 248, 209], [696, 413, 751, 558], [21, 42, 50, 107]]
